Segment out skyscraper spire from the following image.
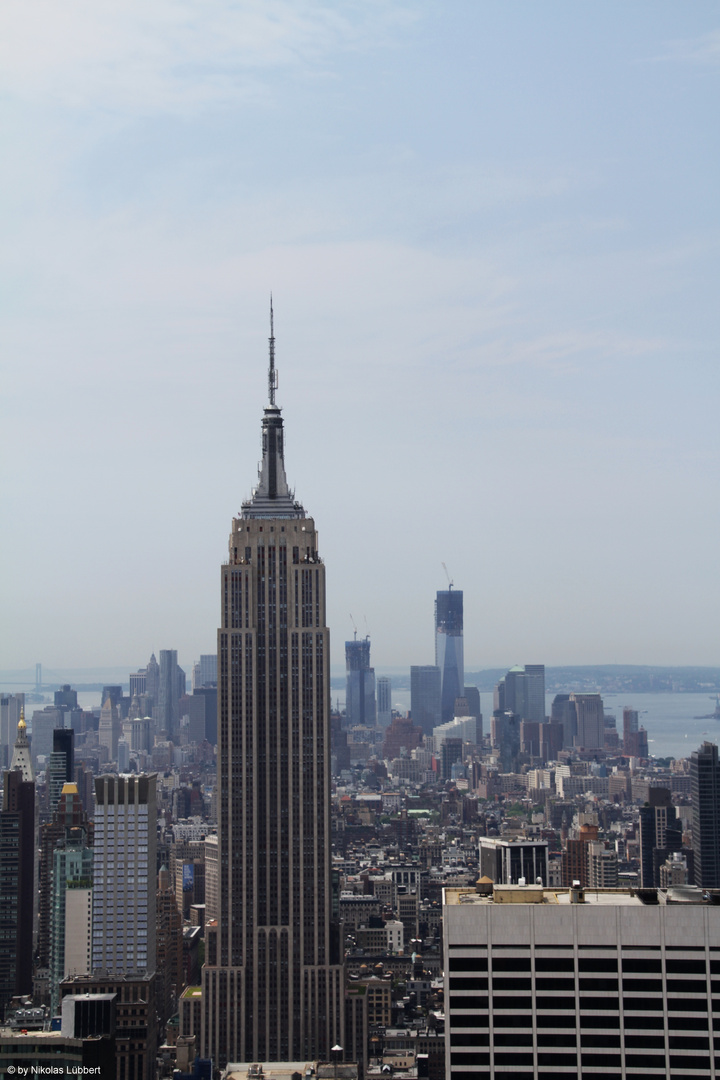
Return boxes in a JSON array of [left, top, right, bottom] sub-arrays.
[[242, 301, 305, 519], [268, 294, 276, 407]]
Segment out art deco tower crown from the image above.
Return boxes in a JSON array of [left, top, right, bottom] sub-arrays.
[[241, 300, 305, 520]]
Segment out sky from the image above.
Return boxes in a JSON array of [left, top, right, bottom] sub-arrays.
[[1, 1, 719, 678]]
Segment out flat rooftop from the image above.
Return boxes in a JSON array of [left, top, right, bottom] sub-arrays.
[[444, 885, 716, 907]]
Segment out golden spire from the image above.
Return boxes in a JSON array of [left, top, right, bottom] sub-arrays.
[[11, 705, 34, 782]]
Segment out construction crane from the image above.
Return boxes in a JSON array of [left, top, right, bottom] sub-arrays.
[[442, 562, 454, 590]]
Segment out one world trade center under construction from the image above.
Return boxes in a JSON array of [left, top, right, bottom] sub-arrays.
[[435, 587, 464, 723]]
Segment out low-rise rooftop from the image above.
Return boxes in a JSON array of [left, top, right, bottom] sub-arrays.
[[444, 884, 719, 906]]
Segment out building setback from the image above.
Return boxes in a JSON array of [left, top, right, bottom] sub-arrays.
[[444, 883, 720, 1080], [202, 307, 343, 1067]]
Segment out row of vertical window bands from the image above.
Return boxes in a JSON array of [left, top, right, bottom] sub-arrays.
[[448, 955, 715, 973], [449, 976, 712, 995], [450, 1010, 718, 1030], [450, 1051, 714, 1071], [454, 1002, 720, 1019], [450, 1074, 581, 1079], [453, 1034, 711, 1051]]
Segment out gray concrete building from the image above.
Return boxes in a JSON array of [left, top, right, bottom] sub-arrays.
[[92, 773, 157, 976], [410, 665, 441, 736], [495, 665, 546, 723], [377, 675, 392, 728], [571, 692, 605, 750], [158, 649, 185, 739]]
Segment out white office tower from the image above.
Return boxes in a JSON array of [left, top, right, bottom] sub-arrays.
[[444, 882, 720, 1079], [92, 774, 157, 974], [433, 715, 482, 747]]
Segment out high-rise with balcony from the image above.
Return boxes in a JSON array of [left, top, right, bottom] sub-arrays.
[[202, 307, 343, 1067]]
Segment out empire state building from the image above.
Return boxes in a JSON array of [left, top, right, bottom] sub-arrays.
[[202, 308, 344, 1067]]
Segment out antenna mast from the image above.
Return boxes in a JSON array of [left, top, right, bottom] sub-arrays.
[[268, 295, 278, 406]]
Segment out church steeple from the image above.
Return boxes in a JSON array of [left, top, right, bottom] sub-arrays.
[[241, 302, 306, 520], [10, 707, 34, 783]]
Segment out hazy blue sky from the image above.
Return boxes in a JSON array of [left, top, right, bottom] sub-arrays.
[[1, 2, 719, 676]]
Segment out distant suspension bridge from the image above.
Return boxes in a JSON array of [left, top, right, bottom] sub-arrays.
[[0, 665, 106, 693]]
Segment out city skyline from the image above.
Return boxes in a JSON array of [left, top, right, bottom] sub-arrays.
[[2, 4, 719, 672]]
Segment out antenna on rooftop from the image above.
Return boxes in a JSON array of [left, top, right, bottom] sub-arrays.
[[268, 294, 278, 406]]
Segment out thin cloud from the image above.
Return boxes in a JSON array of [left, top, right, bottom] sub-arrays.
[[644, 28, 720, 66], [0, 0, 420, 114], [485, 329, 667, 372]]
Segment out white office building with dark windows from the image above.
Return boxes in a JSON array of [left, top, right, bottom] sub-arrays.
[[444, 882, 720, 1080]]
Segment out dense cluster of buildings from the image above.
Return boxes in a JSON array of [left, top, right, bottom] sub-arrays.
[[1, 320, 719, 1080]]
